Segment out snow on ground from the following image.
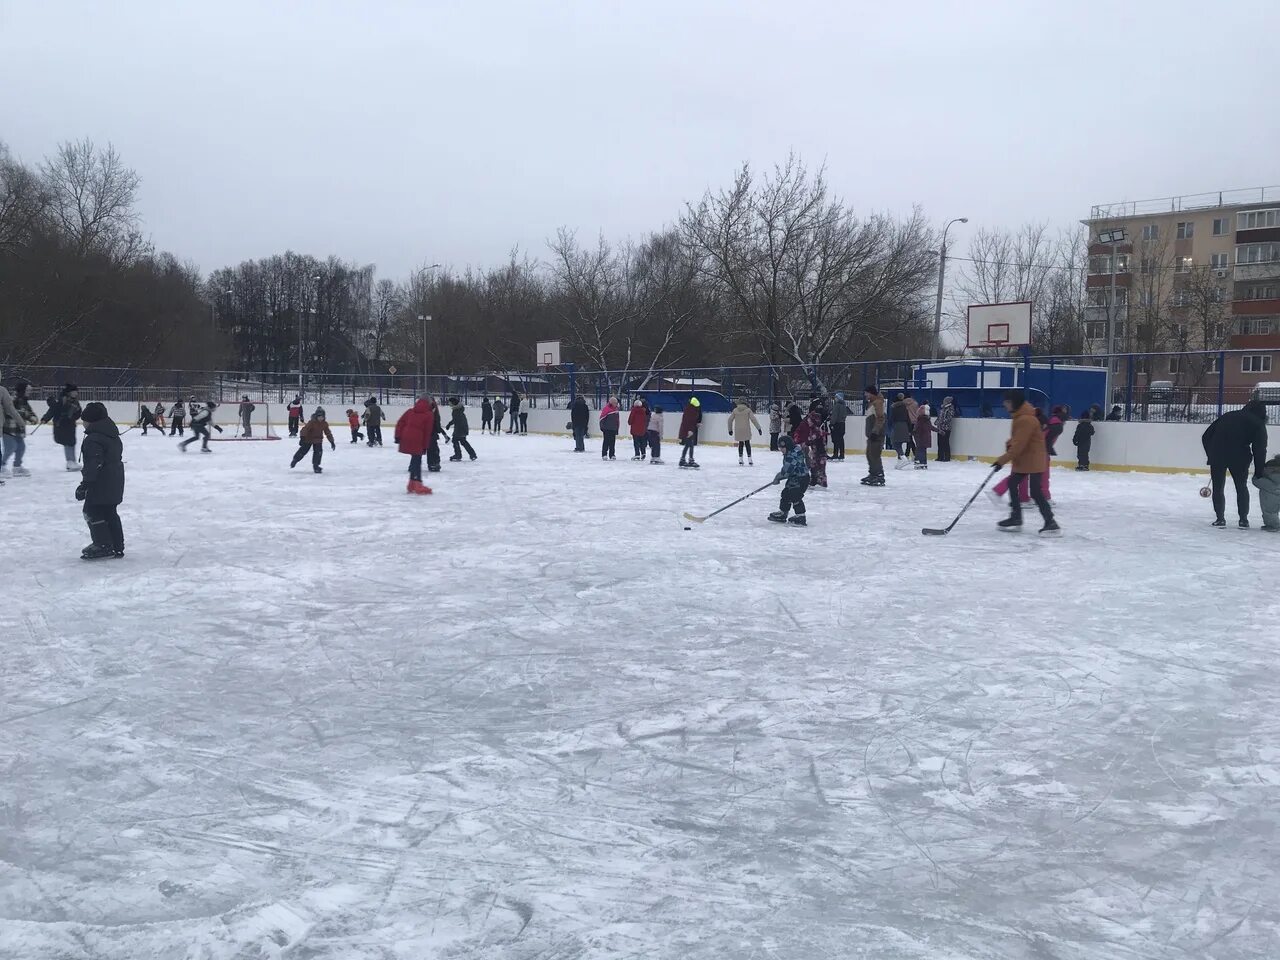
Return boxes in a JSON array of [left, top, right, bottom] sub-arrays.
[[2, 428, 1277, 960]]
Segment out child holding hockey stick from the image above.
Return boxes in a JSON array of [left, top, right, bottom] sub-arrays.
[[768, 436, 810, 526], [178, 401, 222, 452]]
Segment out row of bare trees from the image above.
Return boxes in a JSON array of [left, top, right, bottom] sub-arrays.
[[4, 142, 944, 378]]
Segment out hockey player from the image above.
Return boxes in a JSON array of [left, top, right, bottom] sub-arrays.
[[677, 397, 701, 469], [238, 396, 255, 437], [728, 399, 763, 465], [290, 407, 335, 473], [647, 406, 664, 464], [345, 408, 364, 444], [363, 397, 385, 446], [444, 397, 477, 461], [993, 389, 1060, 536], [394, 397, 435, 494], [75, 402, 126, 560], [41, 384, 82, 471], [179, 401, 222, 453], [768, 436, 809, 526], [1, 379, 37, 478], [136, 403, 162, 436], [168, 399, 185, 436], [287, 395, 304, 437]]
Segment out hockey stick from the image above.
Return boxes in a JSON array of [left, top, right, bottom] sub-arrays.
[[922, 465, 1000, 536], [683, 481, 775, 524]]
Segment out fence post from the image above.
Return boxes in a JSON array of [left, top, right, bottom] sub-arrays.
[[567, 363, 577, 403], [1216, 352, 1225, 417], [1125, 356, 1135, 422], [1048, 358, 1055, 412], [978, 358, 986, 416]]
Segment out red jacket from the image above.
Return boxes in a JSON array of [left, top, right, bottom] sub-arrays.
[[678, 403, 701, 440], [627, 405, 649, 437], [395, 399, 435, 455]]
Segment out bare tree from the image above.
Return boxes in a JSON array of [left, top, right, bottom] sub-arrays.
[[1030, 229, 1089, 355], [0, 142, 49, 255], [40, 139, 144, 262], [1166, 266, 1233, 416]]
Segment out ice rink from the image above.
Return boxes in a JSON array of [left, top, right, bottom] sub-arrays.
[[3, 427, 1277, 959]]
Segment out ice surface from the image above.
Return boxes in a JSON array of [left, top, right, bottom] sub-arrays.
[[2, 431, 1278, 959]]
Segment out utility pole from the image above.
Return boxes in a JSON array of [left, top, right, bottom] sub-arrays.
[[933, 217, 968, 359]]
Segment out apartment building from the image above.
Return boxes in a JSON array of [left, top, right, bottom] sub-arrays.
[[1083, 187, 1280, 390]]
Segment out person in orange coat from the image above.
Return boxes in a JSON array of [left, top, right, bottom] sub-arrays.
[[394, 397, 435, 494], [993, 390, 1059, 536], [290, 407, 335, 474]]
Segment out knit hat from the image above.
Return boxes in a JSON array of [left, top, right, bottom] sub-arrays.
[[779, 435, 795, 450], [81, 401, 108, 422], [865, 385, 879, 395], [62, 383, 78, 395], [313, 407, 325, 418], [835, 392, 844, 401]]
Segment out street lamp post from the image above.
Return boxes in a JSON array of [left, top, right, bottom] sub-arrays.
[[932, 217, 968, 359], [416, 264, 442, 395], [299, 274, 321, 395]]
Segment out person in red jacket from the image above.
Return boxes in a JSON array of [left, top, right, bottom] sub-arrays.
[[627, 399, 650, 461], [394, 397, 435, 495], [678, 397, 702, 469]]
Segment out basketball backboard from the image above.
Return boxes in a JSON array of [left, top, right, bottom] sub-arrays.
[[535, 340, 562, 367], [966, 301, 1032, 349]]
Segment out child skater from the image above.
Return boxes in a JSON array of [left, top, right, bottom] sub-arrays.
[[647, 405, 664, 464], [768, 435, 810, 526], [290, 407, 335, 473], [345, 408, 364, 444]]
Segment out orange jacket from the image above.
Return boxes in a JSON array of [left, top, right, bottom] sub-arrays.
[[300, 417, 334, 445], [996, 402, 1046, 473]]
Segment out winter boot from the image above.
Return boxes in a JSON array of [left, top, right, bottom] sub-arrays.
[[66, 462, 81, 471], [1211, 517, 1226, 527], [686, 461, 700, 469], [409, 480, 433, 495], [997, 515, 1023, 532], [787, 514, 807, 526], [748, 458, 754, 466], [650, 458, 663, 465], [1239, 518, 1250, 529], [768, 511, 788, 523], [1039, 520, 1062, 538]]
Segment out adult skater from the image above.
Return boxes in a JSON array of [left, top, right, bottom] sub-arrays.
[[768, 401, 782, 452], [598, 396, 620, 460], [1, 379, 37, 478], [168, 399, 185, 437], [793, 405, 829, 488], [993, 389, 1059, 536], [570, 395, 589, 452], [492, 397, 506, 436], [1073, 410, 1094, 470], [677, 396, 702, 469], [179, 401, 221, 453], [519, 397, 530, 434], [647, 405, 664, 464], [506, 391, 521, 434], [75, 402, 125, 560], [290, 407, 335, 473], [627, 399, 649, 460], [829, 392, 850, 461], [136, 403, 162, 436], [890, 393, 911, 465], [238, 396, 255, 437], [936, 396, 957, 462], [861, 385, 886, 486], [728, 399, 763, 465], [768, 436, 809, 526], [394, 396, 435, 494], [41, 384, 82, 471], [363, 397, 385, 446], [287, 395, 304, 437], [1201, 398, 1268, 528], [445, 397, 477, 461], [480, 396, 493, 434]]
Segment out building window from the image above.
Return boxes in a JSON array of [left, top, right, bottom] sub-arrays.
[[1210, 285, 1226, 303], [1087, 288, 1128, 307], [1210, 253, 1229, 269], [1244, 284, 1278, 300], [1174, 256, 1194, 273], [1169, 356, 1184, 374], [1086, 320, 1107, 340], [1237, 209, 1280, 230], [1176, 221, 1194, 240], [1242, 355, 1273, 374], [1141, 224, 1159, 241], [1139, 257, 1156, 275], [1236, 242, 1280, 265], [1213, 217, 1230, 236], [1088, 254, 1130, 275], [1240, 318, 1275, 336], [1170, 290, 1191, 307], [1134, 358, 1148, 375]]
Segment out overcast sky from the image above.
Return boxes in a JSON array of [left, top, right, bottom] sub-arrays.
[[2, 0, 1277, 281]]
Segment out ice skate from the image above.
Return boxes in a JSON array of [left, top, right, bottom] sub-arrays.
[[1039, 520, 1062, 538], [313, 465, 323, 474], [1239, 518, 1250, 529], [786, 514, 807, 526], [997, 516, 1023, 532], [200, 448, 212, 454], [1211, 517, 1226, 527], [768, 511, 787, 523], [650, 458, 663, 465], [738, 456, 744, 465], [80, 544, 114, 561], [66, 462, 81, 471]]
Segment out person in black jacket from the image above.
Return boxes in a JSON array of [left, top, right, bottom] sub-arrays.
[[1202, 399, 1268, 527], [1072, 411, 1095, 470], [76, 402, 125, 559], [569, 395, 590, 452], [428, 398, 446, 472], [506, 391, 521, 434], [480, 396, 493, 433], [444, 398, 477, 461], [41, 383, 82, 471]]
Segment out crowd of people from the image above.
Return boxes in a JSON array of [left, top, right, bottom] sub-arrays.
[[1, 368, 1276, 558]]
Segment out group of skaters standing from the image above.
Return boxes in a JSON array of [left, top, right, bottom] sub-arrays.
[[479, 392, 530, 435]]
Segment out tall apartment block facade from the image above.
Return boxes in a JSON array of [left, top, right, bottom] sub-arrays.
[[1084, 187, 1280, 390]]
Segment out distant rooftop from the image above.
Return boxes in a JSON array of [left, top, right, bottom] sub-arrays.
[[1088, 186, 1280, 222]]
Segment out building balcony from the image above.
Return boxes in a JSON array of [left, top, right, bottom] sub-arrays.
[[1234, 262, 1280, 282], [1231, 334, 1280, 349], [1233, 297, 1280, 315]]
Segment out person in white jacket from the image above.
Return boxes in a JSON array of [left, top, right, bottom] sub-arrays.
[[727, 400, 763, 465], [647, 407, 664, 464]]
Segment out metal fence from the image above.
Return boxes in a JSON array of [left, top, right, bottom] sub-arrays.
[[7, 350, 1277, 424]]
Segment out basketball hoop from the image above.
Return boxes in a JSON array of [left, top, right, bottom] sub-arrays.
[[966, 303, 1031, 351]]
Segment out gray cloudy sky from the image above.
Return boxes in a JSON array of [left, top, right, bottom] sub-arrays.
[[2, 0, 1277, 280]]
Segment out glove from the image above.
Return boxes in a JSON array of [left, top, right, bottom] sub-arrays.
[[330, 442, 336, 450], [757, 428, 763, 435], [772, 473, 784, 485], [74, 483, 87, 502], [214, 424, 224, 433]]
